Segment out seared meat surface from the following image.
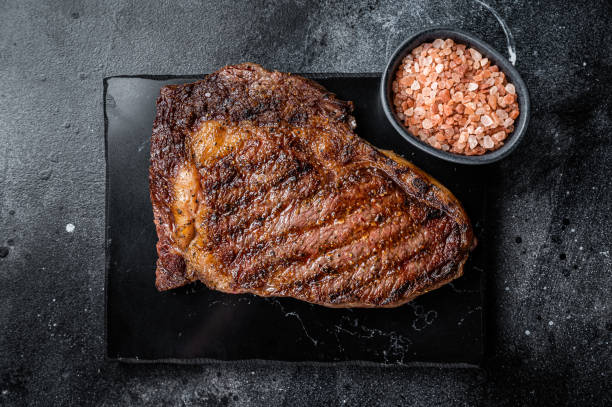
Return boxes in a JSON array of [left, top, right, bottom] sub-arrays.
[[149, 63, 475, 307]]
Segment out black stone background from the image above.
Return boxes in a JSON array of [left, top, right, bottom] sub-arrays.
[[0, 0, 610, 406]]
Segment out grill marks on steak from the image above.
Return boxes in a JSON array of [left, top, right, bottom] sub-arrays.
[[150, 63, 475, 307], [231, 180, 402, 286], [195, 140, 459, 304]]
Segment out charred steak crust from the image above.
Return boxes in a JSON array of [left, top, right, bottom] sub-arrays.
[[149, 63, 475, 307]]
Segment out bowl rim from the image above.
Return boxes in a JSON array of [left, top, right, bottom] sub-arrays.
[[380, 27, 531, 165]]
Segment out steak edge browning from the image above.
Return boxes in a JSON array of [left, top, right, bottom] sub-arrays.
[[149, 63, 476, 308]]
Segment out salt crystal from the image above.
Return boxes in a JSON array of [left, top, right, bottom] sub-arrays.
[[496, 109, 508, 120], [481, 115, 493, 127], [489, 86, 498, 95], [469, 48, 482, 62], [422, 119, 433, 129], [468, 135, 478, 149], [433, 39, 445, 49], [488, 94, 497, 109], [405, 108, 414, 117], [503, 118, 514, 128], [505, 83, 516, 94], [483, 136, 494, 149], [480, 58, 489, 67], [435, 64, 444, 73], [474, 126, 484, 135], [467, 82, 478, 91], [414, 62, 420, 72], [204, 92, 211, 97], [414, 107, 425, 116], [411, 80, 421, 90], [492, 131, 506, 141], [431, 81, 438, 90]]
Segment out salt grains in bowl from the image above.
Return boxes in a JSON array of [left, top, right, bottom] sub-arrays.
[[381, 28, 530, 164], [392, 38, 519, 156]]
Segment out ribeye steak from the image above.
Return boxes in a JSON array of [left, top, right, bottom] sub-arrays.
[[149, 63, 475, 307]]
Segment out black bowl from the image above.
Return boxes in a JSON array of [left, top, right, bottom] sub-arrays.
[[380, 27, 530, 165]]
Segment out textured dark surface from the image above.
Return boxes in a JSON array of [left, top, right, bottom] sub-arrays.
[[0, 0, 610, 405]]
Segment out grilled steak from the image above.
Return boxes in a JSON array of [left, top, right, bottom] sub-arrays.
[[149, 63, 475, 307]]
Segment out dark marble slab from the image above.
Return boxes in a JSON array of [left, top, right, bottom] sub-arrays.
[[105, 75, 485, 365], [0, 0, 610, 405]]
